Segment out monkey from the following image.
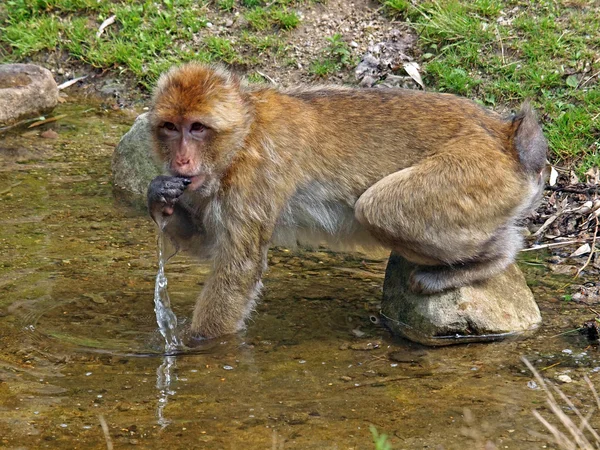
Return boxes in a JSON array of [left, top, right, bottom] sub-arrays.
[[146, 63, 547, 339]]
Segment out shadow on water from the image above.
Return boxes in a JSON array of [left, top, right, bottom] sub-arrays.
[[1, 101, 599, 449]]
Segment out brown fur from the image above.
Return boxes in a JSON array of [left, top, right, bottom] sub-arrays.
[[147, 63, 547, 338]]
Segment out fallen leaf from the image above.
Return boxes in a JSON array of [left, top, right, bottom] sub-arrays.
[[96, 15, 116, 38], [403, 62, 424, 89], [549, 166, 558, 186], [570, 243, 591, 257], [57, 75, 88, 91]]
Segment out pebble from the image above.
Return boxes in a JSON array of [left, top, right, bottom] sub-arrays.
[[527, 380, 538, 389], [41, 129, 59, 139], [557, 374, 573, 383]]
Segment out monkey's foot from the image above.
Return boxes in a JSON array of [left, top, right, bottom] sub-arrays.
[[381, 252, 542, 346]]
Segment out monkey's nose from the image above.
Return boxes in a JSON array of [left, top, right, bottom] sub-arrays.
[[174, 157, 191, 168]]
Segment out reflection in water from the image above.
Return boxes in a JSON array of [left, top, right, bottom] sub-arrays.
[[156, 355, 177, 429]]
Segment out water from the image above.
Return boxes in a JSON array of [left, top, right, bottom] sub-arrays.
[[153, 227, 181, 352], [1, 101, 599, 448]]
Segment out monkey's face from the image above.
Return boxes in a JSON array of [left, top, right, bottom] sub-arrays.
[[150, 64, 251, 192]]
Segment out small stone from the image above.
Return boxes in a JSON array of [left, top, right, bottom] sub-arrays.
[[557, 374, 573, 383], [527, 380, 538, 389], [339, 376, 352, 382], [225, 19, 234, 27], [349, 341, 380, 351], [112, 112, 161, 206], [0, 64, 59, 124], [40, 129, 59, 139]]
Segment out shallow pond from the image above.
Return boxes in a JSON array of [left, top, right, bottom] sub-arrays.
[[1, 101, 599, 449]]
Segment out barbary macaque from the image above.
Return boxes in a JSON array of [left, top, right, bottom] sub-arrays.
[[147, 63, 547, 339]]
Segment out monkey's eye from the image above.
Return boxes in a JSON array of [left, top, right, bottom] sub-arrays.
[[190, 122, 205, 132], [162, 122, 177, 131]]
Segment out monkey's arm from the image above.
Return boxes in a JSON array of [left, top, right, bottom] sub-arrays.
[[190, 196, 275, 338]]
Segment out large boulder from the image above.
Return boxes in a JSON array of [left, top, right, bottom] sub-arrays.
[[381, 252, 542, 346], [0, 64, 59, 124], [111, 112, 161, 207]]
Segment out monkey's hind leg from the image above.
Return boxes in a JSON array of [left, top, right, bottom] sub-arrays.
[[408, 226, 523, 293], [355, 150, 526, 293]]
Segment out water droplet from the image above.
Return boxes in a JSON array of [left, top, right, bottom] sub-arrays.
[[223, 365, 234, 371]]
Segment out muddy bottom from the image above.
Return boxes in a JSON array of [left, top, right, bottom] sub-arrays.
[[1, 101, 599, 449]]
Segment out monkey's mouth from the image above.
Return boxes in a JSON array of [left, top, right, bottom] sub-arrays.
[[187, 174, 206, 191]]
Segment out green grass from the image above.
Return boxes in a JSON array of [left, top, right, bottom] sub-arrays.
[[0, 0, 299, 88], [309, 33, 357, 78], [245, 6, 300, 31], [380, 0, 600, 175], [370, 425, 393, 450]]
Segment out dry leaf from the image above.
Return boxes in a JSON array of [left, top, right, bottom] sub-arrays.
[[570, 243, 591, 257], [403, 62, 424, 89], [570, 170, 579, 184], [96, 15, 116, 38], [549, 166, 559, 186], [57, 75, 88, 90]]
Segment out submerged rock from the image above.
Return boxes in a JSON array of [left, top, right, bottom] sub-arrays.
[[381, 253, 542, 346], [111, 112, 161, 206], [0, 64, 58, 124]]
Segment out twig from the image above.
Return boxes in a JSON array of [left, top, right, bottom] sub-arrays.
[[546, 185, 600, 194], [576, 215, 599, 278], [548, 329, 580, 338], [57, 75, 88, 90], [27, 114, 68, 128], [540, 362, 562, 371], [580, 70, 600, 88], [344, 374, 430, 389], [257, 71, 277, 84], [520, 240, 582, 252], [494, 25, 505, 65], [98, 415, 113, 450]]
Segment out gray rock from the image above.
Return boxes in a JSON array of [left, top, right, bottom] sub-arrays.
[[0, 64, 58, 124], [111, 112, 161, 205], [381, 253, 542, 346]]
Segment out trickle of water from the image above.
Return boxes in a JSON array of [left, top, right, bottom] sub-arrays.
[[154, 226, 181, 352]]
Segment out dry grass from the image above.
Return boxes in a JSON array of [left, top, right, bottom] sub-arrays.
[[523, 357, 600, 449]]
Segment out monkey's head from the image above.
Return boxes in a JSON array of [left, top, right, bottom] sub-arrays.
[[149, 63, 252, 192]]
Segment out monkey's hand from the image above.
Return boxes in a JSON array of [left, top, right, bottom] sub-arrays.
[[147, 175, 191, 220]]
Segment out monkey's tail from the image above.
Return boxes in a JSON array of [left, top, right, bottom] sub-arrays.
[[510, 102, 548, 175]]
